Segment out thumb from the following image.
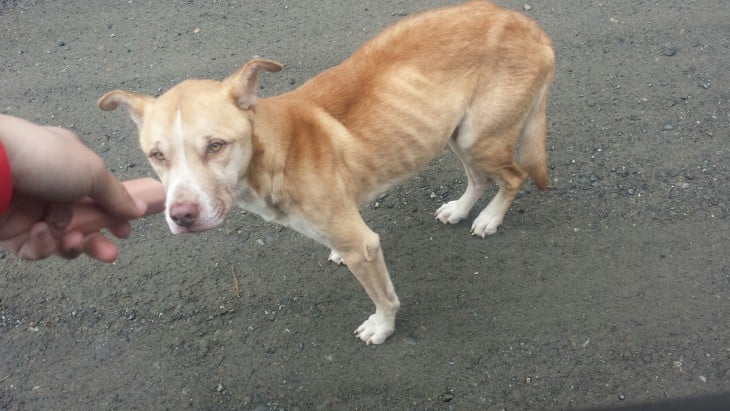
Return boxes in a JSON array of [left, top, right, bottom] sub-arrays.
[[88, 169, 147, 219]]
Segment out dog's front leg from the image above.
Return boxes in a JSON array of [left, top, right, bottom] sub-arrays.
[[329, 212, 400, 345]]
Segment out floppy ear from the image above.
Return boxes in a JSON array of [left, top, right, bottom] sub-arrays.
[[98, 90, 154, 126], [223, 59, 283, 110]]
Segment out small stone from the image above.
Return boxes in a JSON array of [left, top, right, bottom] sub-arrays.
[[408, 326, 427, 340], [523, 4, 532, 11], [642, 353, 653, 364], [57, 40, 65, 47], [619, 394, 625, 401], [663, 46, 679, 56], [663, 124, 673, 130], [216, 383, 224, 392]]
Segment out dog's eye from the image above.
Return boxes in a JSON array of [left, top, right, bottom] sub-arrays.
[[150, 150, 166, 162], [207, 141, 225, 153]]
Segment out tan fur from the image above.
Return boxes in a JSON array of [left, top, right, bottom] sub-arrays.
[[99, 1, 554, 344]]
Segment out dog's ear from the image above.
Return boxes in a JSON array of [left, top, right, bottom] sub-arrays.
[[224, 59, 283, 110], [98, 90, 154, 126]]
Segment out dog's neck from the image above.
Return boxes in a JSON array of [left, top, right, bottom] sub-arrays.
[[233, 98, 290, 214]]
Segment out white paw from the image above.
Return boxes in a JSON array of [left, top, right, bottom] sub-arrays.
[[328, 250, 344, 265], [470, 210, 503, 238], [435, 200, 469, 224], [354, 312, 395, 345]]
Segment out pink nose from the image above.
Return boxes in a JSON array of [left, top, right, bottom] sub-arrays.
[[169, 202, 200, 228]]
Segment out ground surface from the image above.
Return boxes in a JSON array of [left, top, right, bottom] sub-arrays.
[[1, 1, 728, 409]]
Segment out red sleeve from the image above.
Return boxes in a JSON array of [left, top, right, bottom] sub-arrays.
[[0, 140, 12, 214]]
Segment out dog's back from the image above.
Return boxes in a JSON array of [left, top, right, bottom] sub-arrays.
[[289, 1, 554, 201]]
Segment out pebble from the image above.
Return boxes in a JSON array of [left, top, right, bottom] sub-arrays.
[[663, 124, 673, 130], [216, 383, 224, 392], [663, 46, 679, 56], [641, 353, 653, 364], [523, 4, 532, 11]]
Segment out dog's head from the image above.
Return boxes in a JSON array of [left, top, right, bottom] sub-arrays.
[[99, 59, 282, 234]]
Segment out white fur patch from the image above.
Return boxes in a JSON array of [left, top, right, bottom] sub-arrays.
[[164, 109, 221, 233]]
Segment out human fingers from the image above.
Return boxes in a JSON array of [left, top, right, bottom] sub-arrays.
[[86, 164, 147, 220], [58, 231, 84, 259], [106, 221, 132, 239], [16, 222, 58, 260], [81, 233, 119, 263]]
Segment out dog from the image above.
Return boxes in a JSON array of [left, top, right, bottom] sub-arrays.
[[98, 1, 555, 345]]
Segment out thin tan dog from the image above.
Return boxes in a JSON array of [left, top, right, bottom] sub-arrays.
[[99, 1, 554, 345]]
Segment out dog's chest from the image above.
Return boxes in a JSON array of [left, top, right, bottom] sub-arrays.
[[236, 189, 330, 247]]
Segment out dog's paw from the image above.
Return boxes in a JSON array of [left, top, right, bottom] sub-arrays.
[[328, 250, 344, 265], [435, 201, 469, 224], [354, 312, 395, 345], [470, 210, 503, 237]]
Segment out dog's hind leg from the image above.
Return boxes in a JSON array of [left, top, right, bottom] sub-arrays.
[[326, 207, 401, 345], [468, 123, 529, 237], [435, 130, 490, 224], [466, 81, 551, 236]]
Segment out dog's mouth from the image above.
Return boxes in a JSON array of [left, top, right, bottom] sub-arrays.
[[167, 215, 225, 234], [166, 200, 228, 234], [168, 222, 216, 234]]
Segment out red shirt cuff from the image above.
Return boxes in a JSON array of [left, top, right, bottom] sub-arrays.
[[0, 141, 12, 214]]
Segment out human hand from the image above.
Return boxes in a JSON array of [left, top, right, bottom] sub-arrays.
[[0, 114, 147, 262]]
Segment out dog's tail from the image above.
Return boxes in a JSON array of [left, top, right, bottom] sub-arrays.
[[516, 65, 553, 191]]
